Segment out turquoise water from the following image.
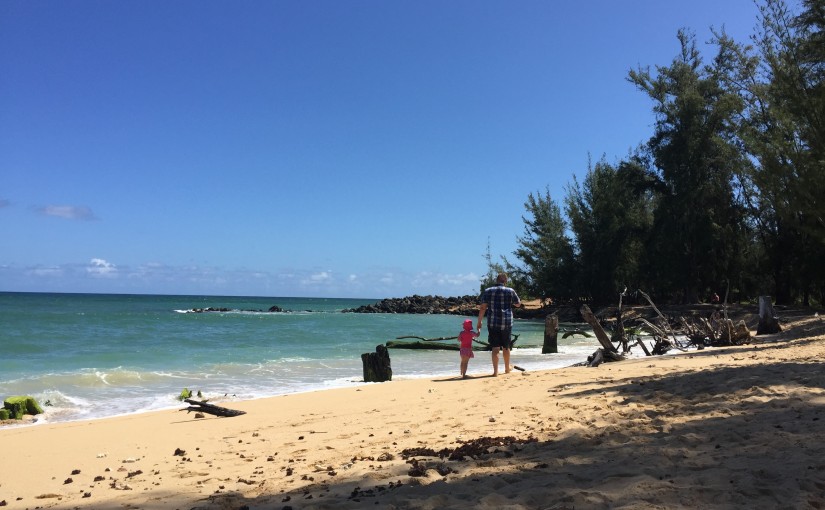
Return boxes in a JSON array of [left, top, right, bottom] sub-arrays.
[[0, 292, 597, 424]]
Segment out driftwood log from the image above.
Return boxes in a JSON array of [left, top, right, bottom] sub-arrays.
[[182, 399, 246, 417], [613, 290, 630, 352], [396, 335, 458, 342], [387, 334, 519, 352], [580, 305, 622, 355], [580, 304, 625, 366], [587, 348, 625, 367], [386, 341, 459, 351]]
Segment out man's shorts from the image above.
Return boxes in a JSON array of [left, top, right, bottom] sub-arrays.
[[487, 328, 512, 349]]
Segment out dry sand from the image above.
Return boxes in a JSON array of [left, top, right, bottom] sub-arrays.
[[2, 311, 825, 510]]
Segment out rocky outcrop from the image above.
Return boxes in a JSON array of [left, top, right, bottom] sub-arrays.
[[343, 295, 479, 315], [343, 295, 580, 320], [187, 305, 284, 313], [3, 396, 44, 420]]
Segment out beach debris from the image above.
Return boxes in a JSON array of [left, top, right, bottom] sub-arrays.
[[385, 340, 460, 351], [173, 448, 185, 456], [35, 493, 62, 499], [396, 335, 458, 342], [181, 398, 246, 418], [407, 459, 428, 477], [71, 469, 80, 475], [63, 477, 73, 484], [96, 452, 107, 458], [361, 344, 392, 383], [386, 334, 519, 351]]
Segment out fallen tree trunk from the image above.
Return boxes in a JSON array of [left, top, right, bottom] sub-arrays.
[[386, 341, 459, 351], [182, 399, 246, 418], [579, 305, 620, 354], [587, 348, 624, 367], [396, 335, 458, 342]]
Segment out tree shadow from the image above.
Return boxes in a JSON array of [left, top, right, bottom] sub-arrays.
[[188, 344, 825, 509]]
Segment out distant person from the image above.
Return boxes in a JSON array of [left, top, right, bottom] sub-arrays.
[[711, 292, 720, 304], [457, 319, 478, 378], [477, 273, 522, 376]]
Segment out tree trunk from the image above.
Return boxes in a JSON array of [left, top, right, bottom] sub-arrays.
[[542, 314, 558, 354], [756, 296, 782, 335], [361, 344, 392, 382]]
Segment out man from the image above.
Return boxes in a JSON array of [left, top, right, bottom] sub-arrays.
[[477, 272, 522, 376]]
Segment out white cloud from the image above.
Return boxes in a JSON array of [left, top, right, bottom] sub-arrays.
[[310, 271, 332, 282], [412, 271, 479, 287], [28, 266, 64, 277], [37, 205, 97, 220], [87, 258, 117, 277]]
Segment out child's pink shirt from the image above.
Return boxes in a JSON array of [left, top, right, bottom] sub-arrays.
[[458, 330, 478, 348]]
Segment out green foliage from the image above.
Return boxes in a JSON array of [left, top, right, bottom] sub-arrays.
[[716, 0, 825, 304], [512, 187, 576, 302], [481, 0, 823, 306], [565, 155, 655, 303], [628, 29, 750, 303]]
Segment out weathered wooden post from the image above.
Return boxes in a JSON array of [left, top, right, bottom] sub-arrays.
[[757, 296, 781, 335], [542, 314, 558, 354], [361, 344, 392, 382]]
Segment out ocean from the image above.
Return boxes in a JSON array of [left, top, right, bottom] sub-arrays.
[[0, 292, 599, 425]]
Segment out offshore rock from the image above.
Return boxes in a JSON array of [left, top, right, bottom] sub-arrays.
[[343, 295, 478, 315]]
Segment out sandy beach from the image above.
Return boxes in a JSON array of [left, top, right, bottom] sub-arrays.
[[2, 311, 825, 510]]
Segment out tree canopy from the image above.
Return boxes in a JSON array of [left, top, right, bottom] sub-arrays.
[[485, 0, 825, 306]]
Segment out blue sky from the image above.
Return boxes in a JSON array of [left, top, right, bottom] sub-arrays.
[[1, 0, 763, 298]]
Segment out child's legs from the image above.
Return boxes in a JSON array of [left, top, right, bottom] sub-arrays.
[[460, 356, 469, 374]]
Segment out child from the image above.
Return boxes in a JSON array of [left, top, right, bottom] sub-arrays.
[[458, 319, 478, 378]]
